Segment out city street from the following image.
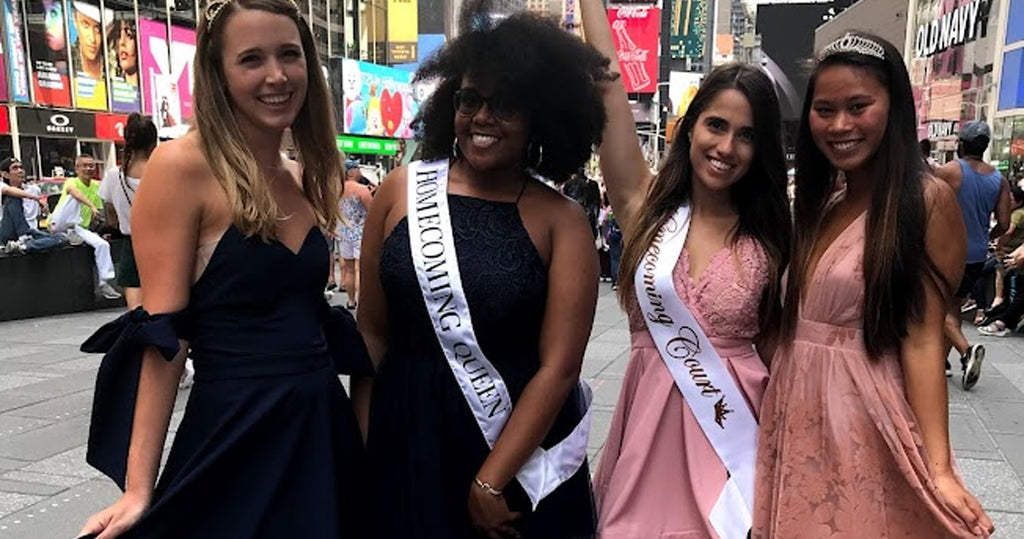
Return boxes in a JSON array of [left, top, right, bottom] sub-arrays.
[[0, 285, 1022, 537]]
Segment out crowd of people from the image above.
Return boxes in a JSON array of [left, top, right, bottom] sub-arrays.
[[49, 0, 1007, 538]]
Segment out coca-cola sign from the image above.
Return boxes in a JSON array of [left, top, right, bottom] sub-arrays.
[[608, 6, 661, 94]]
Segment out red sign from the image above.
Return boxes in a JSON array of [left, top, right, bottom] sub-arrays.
[[95, 113, 129, 142], [608, 6, 660, 94], [1012, 138, 1024, 157], [0, 108, 9, 134]]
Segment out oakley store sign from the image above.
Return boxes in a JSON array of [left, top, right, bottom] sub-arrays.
[[16, 109, 96, 138], [914, 0, 991, 58]]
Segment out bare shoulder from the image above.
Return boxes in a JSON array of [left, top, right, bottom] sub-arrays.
[[146, 133, 212, 188], [923, 174, 959, 214], [933, 159, 960, 185], [530, 180, 590, 228], [376, 164, 409, 202]]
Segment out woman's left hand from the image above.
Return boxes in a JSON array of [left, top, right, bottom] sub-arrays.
[[468, 483, 522, 539], [934, 472, 994, 537]]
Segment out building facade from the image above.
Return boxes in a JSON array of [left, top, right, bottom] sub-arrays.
[[992, 0, 1024, 179], [0, 0, 432, 180]]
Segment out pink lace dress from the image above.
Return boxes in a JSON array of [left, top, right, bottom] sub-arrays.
[[753, 212, 987, 538], [594, 236, 770, 539]]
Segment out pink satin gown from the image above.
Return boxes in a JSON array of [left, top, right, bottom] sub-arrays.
[[594, 236, 770, 539]]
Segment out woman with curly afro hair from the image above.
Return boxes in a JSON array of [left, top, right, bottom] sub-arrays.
[[353, 1, 614, 537]]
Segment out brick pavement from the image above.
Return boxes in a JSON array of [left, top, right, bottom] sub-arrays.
[[0, 285, 1021, 537]]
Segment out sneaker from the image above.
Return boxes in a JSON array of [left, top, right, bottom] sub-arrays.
[[178, 359, 195, 390], [945, 360, 953, 378], [66, 230, 84, 246], [978, 322, 1009, 337], [960, 298, 977, 314], [961, 344, 984, 391], [324, 290, 334, 301], [97, 282, 122, 300]]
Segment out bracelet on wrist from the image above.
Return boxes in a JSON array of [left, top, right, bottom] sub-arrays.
[[474, 477, 503, 497]]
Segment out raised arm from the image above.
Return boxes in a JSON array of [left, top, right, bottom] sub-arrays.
[[900, 178, 993, 536], [0, 184, 41, 201], [579, 0, 654, 233], [78, 141, 200, 539]]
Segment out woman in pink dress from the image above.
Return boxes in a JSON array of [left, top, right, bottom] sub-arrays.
[[580, 1, 791, 536], [754, 32, 994, 538]]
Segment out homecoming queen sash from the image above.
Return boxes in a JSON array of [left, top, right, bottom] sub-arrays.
[[634, 205, 757, 539], [407, 160, 593, 510]]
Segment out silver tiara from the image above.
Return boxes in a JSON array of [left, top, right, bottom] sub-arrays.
[[205, 0, 300, 26], [820, 33, 885, 61]]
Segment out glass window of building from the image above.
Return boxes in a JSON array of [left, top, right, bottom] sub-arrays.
[[360, 0, 387, 63], [311, 0, 330, 66], [37, 138, 77, 179]]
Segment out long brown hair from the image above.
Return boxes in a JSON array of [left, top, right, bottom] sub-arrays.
[[781, 33, 943, 356], [193, 0, 340, 239], [618, 64, 792, 340]]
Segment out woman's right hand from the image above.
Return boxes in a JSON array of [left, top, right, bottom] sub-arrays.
[[77, 491, 150, 539]]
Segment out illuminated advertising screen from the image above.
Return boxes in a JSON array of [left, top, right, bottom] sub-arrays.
[[68, 0, 109, 110], [26, 0, 73, 107]]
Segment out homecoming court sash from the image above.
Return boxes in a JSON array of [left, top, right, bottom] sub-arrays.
[[407, 160, 593, 510], [634, 205, 758, 539]]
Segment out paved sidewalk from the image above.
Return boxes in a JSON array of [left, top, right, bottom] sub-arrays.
[[0, 285, 1021, 537]]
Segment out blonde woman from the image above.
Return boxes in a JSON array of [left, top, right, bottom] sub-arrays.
[[77, 1, 367, 538]]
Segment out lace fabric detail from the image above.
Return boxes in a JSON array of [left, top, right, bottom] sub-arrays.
[[626, 235, 769, 340], [754, 211, 987, 539]]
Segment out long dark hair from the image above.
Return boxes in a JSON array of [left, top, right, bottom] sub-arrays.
[[618, 63, 792, 340], [781, 32, 940, 356], [121, 113, 157, 179]]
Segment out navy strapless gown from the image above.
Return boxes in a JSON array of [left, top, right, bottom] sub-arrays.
[[82, 225, 369, 538]]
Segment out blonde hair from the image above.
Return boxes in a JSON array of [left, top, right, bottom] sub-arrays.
[[194, 0, 340, 240]]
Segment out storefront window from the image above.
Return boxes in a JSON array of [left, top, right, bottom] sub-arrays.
[[19, 138, 37, 181], [38, 138, 77, 179], [1012, 117, 1024, 181], [0, 137, 13, 164]]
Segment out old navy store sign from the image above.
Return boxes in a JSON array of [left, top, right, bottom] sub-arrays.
[[914, 0, 989, 58], [16, 109, 95, 138]]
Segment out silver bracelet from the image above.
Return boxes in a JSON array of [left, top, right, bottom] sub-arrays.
[[474, 477, 503, 497]]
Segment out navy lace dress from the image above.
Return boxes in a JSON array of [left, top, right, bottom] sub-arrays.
[[367, 194, 596, 538], [81, 225, 371, 538]]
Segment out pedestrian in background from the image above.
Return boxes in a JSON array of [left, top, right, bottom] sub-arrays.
[[337, 159, 372, 310], [756, 32, 993, 538], [98, 113, 157, 310]]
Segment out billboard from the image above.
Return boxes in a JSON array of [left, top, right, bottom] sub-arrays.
[[387, 0, 418, 63], [0, 4, 7, 102], [608, 6, 660, 94], [26, 0, 73, 107], [341, 59, 419, 139], [106, 8, 140, 112], [2, 0, 29, 102], [668, 0, 705, 63], [668, 71, 702, 118], [140, 18, 195, 137], [68, 1, 109, 110], [170, 25, 196, 122]]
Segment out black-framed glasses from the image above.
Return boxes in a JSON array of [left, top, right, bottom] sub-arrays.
[[454, 89, 519, 122]]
